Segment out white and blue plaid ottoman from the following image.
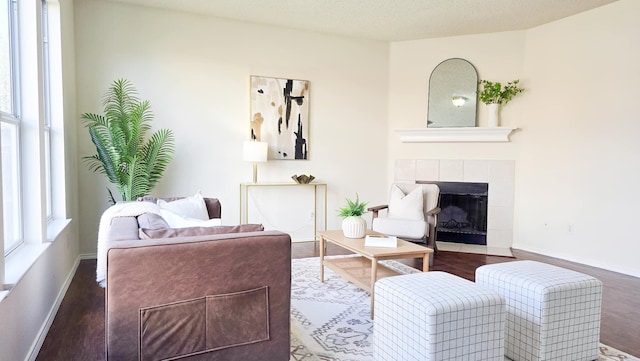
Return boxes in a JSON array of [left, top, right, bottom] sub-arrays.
[[475, 260, 603, 361], [373, 271, 506, 361]]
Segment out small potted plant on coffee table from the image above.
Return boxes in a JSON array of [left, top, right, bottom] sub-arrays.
[[338, 194, 368, 238]]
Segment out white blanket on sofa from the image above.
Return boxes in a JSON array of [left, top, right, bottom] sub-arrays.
[[96, 201, 161, 288]]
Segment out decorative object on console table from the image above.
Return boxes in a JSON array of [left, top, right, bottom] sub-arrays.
[[250, 75, 310, 160], [338, 194, 368, 238], [243, 140, 268, 183], [292, 174, 315, 184], [478, 79, 524, 127]]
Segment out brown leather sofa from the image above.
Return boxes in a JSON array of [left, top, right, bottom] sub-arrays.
[[104, 197, 292, 360]]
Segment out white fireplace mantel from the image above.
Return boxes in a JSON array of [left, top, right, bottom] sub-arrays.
[[395, 127, 518, 143]]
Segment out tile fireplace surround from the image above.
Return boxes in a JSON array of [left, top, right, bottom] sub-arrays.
[[394, 159, 514, 256]]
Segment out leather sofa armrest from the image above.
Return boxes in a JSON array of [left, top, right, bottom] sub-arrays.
[[107, 217, 140, 242], [105, 231, 291, 361]]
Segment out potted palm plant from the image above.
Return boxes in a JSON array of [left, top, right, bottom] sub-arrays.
[[478, 79, 524, 127], [82, 79, 175, 203], [338, 193, 368, 238]]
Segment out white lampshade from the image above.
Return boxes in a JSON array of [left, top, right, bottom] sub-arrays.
[[243, 141, 268, 183], [243, 141, 268, 163]]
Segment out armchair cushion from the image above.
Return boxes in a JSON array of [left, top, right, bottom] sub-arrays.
[[387, 185, 424, 221], [139, 224, 264, 239], [372, 218, 427, 239]]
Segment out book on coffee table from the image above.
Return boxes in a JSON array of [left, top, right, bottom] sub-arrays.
[[364, 234, 398, 248]]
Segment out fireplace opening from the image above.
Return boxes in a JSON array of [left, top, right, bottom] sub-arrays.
[[418, 181, 488, 245]]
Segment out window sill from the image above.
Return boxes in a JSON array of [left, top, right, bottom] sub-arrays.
[[47, 218, 72, 241], [4, 243, 51, 289], [3, 218, 71, 291]]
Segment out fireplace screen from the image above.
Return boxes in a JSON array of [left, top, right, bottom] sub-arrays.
[[419, 181, 488, 245]]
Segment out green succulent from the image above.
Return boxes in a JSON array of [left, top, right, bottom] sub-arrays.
[[478, 79, 525, 105], [338, 194, 368, 218], [82, 79, 175, 203]]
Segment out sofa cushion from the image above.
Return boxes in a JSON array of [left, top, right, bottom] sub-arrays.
[[139, 224, 265, 240], [137, 213, 170, 230]]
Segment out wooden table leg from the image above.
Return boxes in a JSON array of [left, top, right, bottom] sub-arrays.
[[370, 258, 378, 318], [423, 252, 430, 272], [320, 236, 325, 282]]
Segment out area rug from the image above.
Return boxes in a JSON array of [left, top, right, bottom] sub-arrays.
[[288, 256, 639, 361]]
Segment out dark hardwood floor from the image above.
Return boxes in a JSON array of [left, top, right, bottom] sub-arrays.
[[35, 243, 640, 360]]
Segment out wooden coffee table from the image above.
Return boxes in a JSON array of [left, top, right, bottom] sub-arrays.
[[317, 229, 433, 317]]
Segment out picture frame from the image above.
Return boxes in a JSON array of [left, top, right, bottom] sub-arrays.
[[250, 76, 310, 160]]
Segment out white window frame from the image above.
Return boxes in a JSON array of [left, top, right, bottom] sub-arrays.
[[2, 0, 71, 292], [41, 0, 52, 220], [1, 0, 23, 257]]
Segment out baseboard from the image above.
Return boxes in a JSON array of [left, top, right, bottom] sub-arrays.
[[80, 253, 97, 260], [512, 246, 640, 279], [26, 255, 81, 361]]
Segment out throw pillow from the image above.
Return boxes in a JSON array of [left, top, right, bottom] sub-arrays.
[[137, 213, 169, 230], [159, 209, 222, 228], [157, 191, 209, 221], [387, 185, 425, 221], [139, 224, 265, 239]]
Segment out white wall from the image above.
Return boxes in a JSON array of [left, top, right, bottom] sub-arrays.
[[515, 0, 640, 276], [0, 225, 78, 361], [388, 0, 640, 276], [74, 0, 390, 254]]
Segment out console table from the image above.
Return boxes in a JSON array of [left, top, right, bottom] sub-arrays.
[[239, 182, 328, 241]]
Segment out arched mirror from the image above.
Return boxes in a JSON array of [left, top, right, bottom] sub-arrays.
[[427, 58, 478, 128]]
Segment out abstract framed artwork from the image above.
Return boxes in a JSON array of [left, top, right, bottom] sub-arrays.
[[250, 76, 310, 160]]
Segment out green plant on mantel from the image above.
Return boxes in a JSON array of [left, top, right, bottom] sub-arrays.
[[82, 79, 175, 204], [338, 194, 368, 218], [478, 79, 525, 105]]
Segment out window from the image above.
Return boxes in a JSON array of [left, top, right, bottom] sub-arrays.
[[0, 0, 15, 114], [1, 0, 68, 289], [42, 0, 52, 219], [1, 0, 22, 255]]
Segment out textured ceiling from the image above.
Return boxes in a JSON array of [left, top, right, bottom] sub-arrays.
[[109, 0, 618, 42]]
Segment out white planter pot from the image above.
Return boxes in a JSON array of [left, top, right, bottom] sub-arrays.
[[342, 216, 366, 238], [487, 103, 500, 127]]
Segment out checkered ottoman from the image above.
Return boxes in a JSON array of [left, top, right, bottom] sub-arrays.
[[475, 261, 603, 361], [373, 272, 505, 361]]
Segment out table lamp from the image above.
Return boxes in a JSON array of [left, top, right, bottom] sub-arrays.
[[243, 140, 268, 183]]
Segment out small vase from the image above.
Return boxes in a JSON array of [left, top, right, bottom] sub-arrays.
[[342, 216, 366, 238], [488, 103, 500, 127]]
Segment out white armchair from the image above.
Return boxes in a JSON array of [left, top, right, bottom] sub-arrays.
[[368, 183, 441, 252]]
